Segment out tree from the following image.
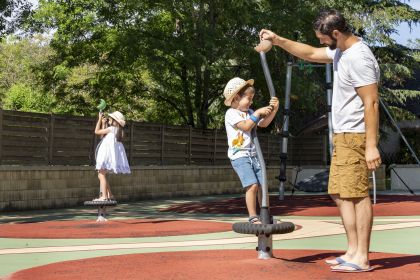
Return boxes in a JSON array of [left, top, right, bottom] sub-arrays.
[[29, 0, 269, 127], [0, 35, 57, 112], [2, 82, 55, 112], [0, 0, 32, 39], [26, 0, 420, 130]]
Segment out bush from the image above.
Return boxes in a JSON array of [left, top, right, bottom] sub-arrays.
[[2, 83, 55, 112]]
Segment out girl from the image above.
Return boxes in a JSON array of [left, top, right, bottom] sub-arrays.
[[93, 111, 131, 201]]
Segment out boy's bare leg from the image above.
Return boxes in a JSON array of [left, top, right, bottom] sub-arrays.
[[257, 185, 262, 207], [245, 184, 260, 223]]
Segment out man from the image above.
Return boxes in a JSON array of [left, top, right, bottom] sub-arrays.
[[259, 9, 381, 273]]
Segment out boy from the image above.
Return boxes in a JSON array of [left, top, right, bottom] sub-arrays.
[[224, 77, 279, 224]]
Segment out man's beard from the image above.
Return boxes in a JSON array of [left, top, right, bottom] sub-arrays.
[[328, 37, 337, 50]]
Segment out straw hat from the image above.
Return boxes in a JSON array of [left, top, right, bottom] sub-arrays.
[[223, 77, 254, 106], [108, 111, 126, 127]]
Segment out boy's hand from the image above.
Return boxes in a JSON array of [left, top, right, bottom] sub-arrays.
[[269, 97, 279, 110], [254, 106, 273, 117]]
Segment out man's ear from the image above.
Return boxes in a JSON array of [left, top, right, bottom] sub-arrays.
[[332, 30, 339, 40]]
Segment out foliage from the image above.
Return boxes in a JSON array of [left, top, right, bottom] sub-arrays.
[[0, 34, 55, 108], [2, 82, 55, 112], [3, 0, 419, 131], [396, 130, 420, 164], [0, 0, 32, 39]]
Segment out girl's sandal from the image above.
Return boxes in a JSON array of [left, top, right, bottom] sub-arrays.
[[92, 197, 107, 202], [248, 216, 262, 224]]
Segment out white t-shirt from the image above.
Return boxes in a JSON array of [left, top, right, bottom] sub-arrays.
[[326, 40, 380, 133], [225, 108, 257, 160]]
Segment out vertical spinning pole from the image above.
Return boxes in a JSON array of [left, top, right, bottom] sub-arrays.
[[326, 63, 333, 157], [251, 129, 272, 259], [258, 51, 277, 209], [97, 206, 107, 222], [278, 60, 292, 200], [253, 40, 276, 259]]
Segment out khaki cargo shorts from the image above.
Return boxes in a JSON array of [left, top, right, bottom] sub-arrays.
[[328, 133, 369, 198]]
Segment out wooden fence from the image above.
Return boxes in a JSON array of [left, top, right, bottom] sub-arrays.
[[0, 109, 327, 166]]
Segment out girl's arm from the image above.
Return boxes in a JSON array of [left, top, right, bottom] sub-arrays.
[[95, 113, 110, 135]]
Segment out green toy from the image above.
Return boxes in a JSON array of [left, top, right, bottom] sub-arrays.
[[97, 99, 107, 112]]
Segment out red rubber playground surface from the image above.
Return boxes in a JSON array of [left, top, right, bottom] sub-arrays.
[[8, 250, 420, 280], [2, 194, 420, 280], [161, 195, 420, 216], [0, 219, 232, 239]]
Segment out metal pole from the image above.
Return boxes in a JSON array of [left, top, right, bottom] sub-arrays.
[[252, 130, 268, 208], [278, 61, 292, 200], [379, 99, 420, 166], [258, 51, 277, 208], [256, 51, 275, 259], [372, 171, 376, 204], [260, 53, 277, 98], [326, 63, 333, 158]]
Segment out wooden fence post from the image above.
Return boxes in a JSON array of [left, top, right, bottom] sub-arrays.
[[0, 109, 3, 164], [160, 124, 165, 165], [48, 113, 55, 165], [213, 129, 218, 165], [90, 118, 97, 165], [188, 126, 192, 165], [129, 121, 134, 165]]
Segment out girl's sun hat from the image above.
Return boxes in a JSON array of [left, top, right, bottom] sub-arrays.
[[108, 111, 126, 127], [223, 77, 254, 106]]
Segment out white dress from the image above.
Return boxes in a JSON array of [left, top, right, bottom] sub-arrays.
[[95, 126, 131, 174]]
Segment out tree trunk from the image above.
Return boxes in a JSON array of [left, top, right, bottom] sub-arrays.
[[181, 64, 194, 126], [199, 66, 210, 129]]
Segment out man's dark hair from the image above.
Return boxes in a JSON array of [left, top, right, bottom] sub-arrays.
[[313, 9, 352, 37]]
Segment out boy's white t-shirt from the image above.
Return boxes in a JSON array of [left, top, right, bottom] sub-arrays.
[[225, 108, 257, 160], [326, 39, 380, 133]]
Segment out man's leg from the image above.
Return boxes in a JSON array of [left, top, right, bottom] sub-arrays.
[[331, 195, 358, 260], [348, 196, 373, 268], [331, 196, 373, 271]]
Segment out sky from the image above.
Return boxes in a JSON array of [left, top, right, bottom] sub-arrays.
[[26, 0, 419, 46], [390, 0, 420, 46]]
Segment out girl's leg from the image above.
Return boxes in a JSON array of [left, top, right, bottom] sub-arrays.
[[97, 170, 108, 199], [106, 181, 114, 200]]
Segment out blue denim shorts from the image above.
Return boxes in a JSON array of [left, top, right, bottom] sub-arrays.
[[231, 156, 263, 188]]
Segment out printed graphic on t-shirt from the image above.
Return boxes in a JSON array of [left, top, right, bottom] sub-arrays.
[[232, 131, 245, 154], [225, 108, 256, 160]]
